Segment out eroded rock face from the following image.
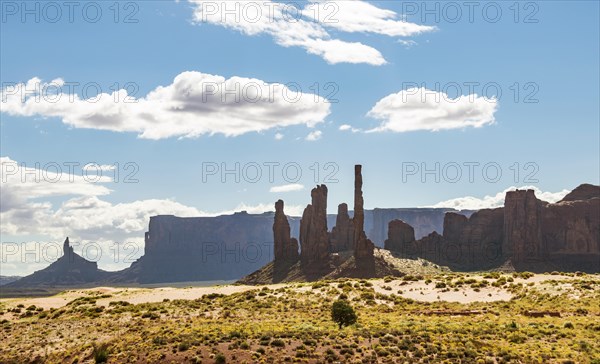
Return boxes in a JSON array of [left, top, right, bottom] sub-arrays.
[[387, 209, 504, 270], [443, 209, 505, 269], [273, 200, 299, 265], [330, 203, 354, 252], [544, 199, 600, 254], [139, 213, 275, 282], [442, 213, 468, 243], [392, 184, 599, 272], [352, 165, 375, 265], [560, 184, 600, 202], [503, 190, 543, 263], [300, 185, 330, 268], [384, 220, 415, 252], [370, 208, 473, 244]]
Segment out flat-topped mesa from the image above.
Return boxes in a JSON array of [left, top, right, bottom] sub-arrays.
[[352, 165, 375, 263], [273, 200, 299, 265], [503, 189, 543, 263], [330, 203, 354, 252], [300, 185, 330, 268]]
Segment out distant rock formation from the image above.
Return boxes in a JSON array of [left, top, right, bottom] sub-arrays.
[[0, 276, 21, 286], [384, 220, 415, 252], [330, 203, 354, 252], [299, 185, 330, 271], [385, 184, 600, 272], [129, 212, 277, 283], [273, 200, 299, 265], [5, 238, 109, 289], [369, 208, 474, 245]]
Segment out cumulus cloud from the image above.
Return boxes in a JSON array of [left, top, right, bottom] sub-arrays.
[[269, 183, 305, 193], [306, 130, 322, 141], [1, 156, 304, 247], [2, 156, 315, 275], [339, 124, 361, 133], [189, 0, 434, 65], [0, 157, 112, 213], [367, 87, 498, 133], [1, 72, 330, 140], [428, 186, 571, 210], [304, 0, 434, 37], [274, 132, 284, 140]]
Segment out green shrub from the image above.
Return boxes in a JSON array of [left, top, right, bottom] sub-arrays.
[[214, 353, 226, 363], [93, 344, 109, 363], [178, 342, 190, 351], [331, 299, 357, 329], [270, 339, 285, 347]]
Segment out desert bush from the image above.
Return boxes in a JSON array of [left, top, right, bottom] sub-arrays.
[[92, 344, 109, 363], [331, 300, 357, 329]]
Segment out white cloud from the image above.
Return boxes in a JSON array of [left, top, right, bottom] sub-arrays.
[[269, 183, 304, 193], [367, 87, 498, 133], [0, 157, 111, 213], [428, 186, 571, 210], [189, 0, 434, 65], [2, 157, 315, 275], [1, 72, 330, 140], [305, 130, 322, 141], [305, 0, 435, 37], [1, 156, 305, 257], [274, 132, 284, 140], [339, 124, 361, 133]]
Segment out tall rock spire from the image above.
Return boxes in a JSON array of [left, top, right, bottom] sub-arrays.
[[352, 165, 375, 265], [273, 199, 299, 265], [299, 185, 329, 269], [63, 237, 73, 257]]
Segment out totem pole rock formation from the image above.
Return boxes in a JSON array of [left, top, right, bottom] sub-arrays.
[[300, 185, 330, 269], [330, 203, 354, 252], [273, 200, 299, 265], [352, 165, 375, 265]]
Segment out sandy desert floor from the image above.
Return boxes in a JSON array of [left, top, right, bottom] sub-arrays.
[[1, 272, 599, 363]]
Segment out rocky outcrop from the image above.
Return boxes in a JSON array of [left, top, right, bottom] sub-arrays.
[[560, 184, 600, 202], [503, 190, 544, 263], [299, 185, 330, 270], [5, 238, 109, 288], [442, 213, 468, 243], [384, 184, 599, 272], [352, 165, 375, 269], [370, 208, 474, 244], [273, 200, 299, 265], [542, 190, 600, 271], [384, 220, 415, 252], [442, 208, 504, 269], [330, 203, 354, 252], [386, 209, 504, 270]]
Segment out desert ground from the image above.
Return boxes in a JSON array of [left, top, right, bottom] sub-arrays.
[[1, 272, 599, 363]]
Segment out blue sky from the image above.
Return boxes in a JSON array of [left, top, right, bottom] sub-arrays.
[[1, 1, 599, 274]]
